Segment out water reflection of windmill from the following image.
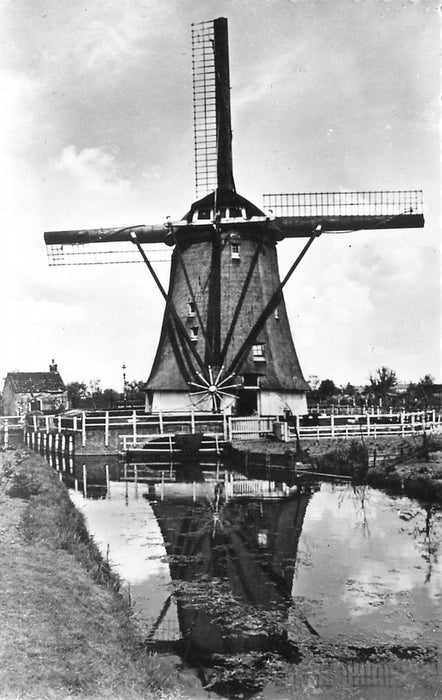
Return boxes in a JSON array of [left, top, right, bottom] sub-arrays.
[[44, 17, 424, 415], [148, 480, 314, 657]]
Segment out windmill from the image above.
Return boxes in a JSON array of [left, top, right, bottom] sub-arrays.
[[44, 17, 424, 416]]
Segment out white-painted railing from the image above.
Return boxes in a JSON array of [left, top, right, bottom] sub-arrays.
[[120, 432, 224, 453], [226, 416, 276, 441], [228, 411, 440, 442]]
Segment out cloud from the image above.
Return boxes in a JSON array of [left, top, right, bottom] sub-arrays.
[[53, 145, 132, 195]]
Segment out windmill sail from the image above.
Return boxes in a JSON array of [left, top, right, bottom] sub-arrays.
[[192, 17, 235, 198]]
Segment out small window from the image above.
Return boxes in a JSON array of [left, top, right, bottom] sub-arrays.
[[190, 326, 199, 342], [242, 373, 260, 387], [197, 208, 211, 220], [187, 301, 196, 317], [274, 308, 280, 320], [231, 243, 240, 260], [252, 343, 265, 361], [217, 207, 227, 219], [229, 206, 243, 219]]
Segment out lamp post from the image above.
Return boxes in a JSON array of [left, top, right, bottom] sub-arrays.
[[122, 364, 127, 407]]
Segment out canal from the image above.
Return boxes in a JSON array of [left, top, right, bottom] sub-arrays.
[[50, 454, 441, 698]]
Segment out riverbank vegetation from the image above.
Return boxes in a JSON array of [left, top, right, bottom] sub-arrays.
[[0, 448, 183, 700], [231, 432, 442, 504]]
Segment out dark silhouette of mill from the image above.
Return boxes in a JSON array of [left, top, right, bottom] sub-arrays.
[[44, 17, 424, 415]]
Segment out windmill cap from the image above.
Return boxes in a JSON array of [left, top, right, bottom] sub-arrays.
[[182, 189, 265, 222]]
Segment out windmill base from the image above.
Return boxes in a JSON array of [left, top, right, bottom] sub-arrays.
[[146, 390, 307, 417]]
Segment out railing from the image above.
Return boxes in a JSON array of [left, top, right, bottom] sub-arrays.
[[25, 410, 227, 448], [120, 432, 224, 453], [227, 411, 440, 442], [287, 410, 439, 441], [226, 416, 276, 440], [21, 409, 442, 450]]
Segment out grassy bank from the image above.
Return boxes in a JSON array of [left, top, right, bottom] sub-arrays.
[[230, 432, 442, 504], [0, 448, 183, 700]]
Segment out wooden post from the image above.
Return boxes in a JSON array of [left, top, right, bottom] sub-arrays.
[[106, 464, 110, 497], [4, 419, 8, 449], [191, 408, 195, 434], [160, 471, 165, 501], [193, 481, 196, 502], [33, 414, 37, 431], [45, 415, 50, 432], [105, 411, 109, 447], [158, 410, 163, 434], [223, 411, 228, 440], [134, 465, 138, 498], [132, 410, 137, 446], [331, 413, 335, 438], [83, 464, 87, 498], [73, 416, 77, 432], [82, 412, 86, 447], [366, 413, 370, 437], [57, 415, 61, 432]]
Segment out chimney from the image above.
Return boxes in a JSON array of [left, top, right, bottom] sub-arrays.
[[49, 359, 58, 373]]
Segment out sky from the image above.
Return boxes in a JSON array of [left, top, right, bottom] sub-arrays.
[[1, 0, 440, 392]]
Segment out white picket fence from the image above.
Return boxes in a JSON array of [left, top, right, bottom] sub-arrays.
[[227, 411, 440, 442]]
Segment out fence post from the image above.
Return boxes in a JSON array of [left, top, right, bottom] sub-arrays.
[[191, 408, 195, 434], [82, 464, 87, 498], [366, 413, 370, 437], [293, 414, 299, 442], [82, 412, 86, 447], [158, 410, 163, 434], [57, 415, 62, 433], [105, 411, 109, 447], [4, 419, 8, 449], [132, 410, 137, 446], [331, 413, 335, 438]]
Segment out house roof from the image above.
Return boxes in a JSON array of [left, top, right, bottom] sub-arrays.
[[5, 372, 66, 393]]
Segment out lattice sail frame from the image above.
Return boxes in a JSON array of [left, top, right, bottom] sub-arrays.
[[45, 242, 171, 267], [192, 20, 217, 198], [263, 190, 423, 220]]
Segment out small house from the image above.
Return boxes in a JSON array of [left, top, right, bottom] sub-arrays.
[[2, 361, 69, 416]]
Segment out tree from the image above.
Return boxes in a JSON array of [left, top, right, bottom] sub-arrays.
[[405, 374, 435, 410], [317, 379, 338, 402], [368, 366, 397, 407], [66, 382, 88, 408]]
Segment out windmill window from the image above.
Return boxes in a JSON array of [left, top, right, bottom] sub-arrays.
[[274, 308, 280, 320], [231, 242, 240, 260], [229, 206, 243, 218], [196, 208, 212, 221], [187, 301, 196, 317], [252, 343, 265, 361], [190, 326, 199, 342]]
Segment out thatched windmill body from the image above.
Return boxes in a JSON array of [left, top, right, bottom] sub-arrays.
[[44, 18, 424, 415]]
